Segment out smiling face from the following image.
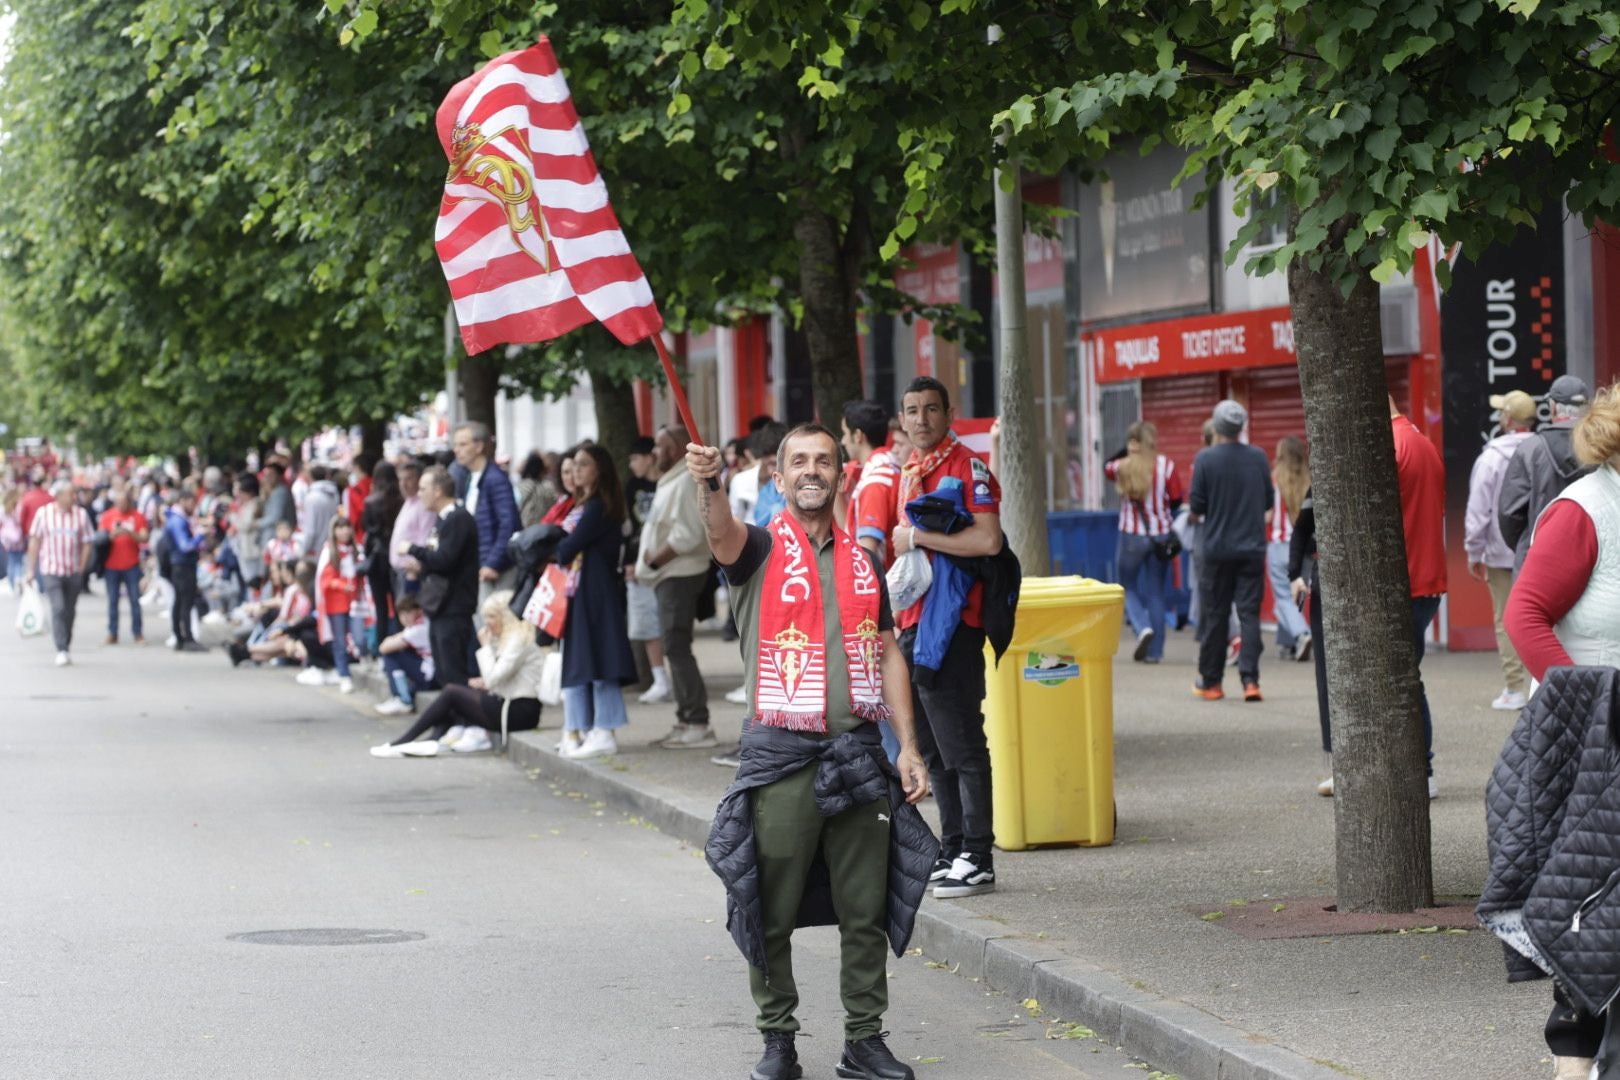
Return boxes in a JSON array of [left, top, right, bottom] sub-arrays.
[[774, 430, 840, 518], [901, 388, 952, 453]]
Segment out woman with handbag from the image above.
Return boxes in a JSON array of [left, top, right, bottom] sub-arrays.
[[370, 589, 544, 757], [1105, 421, 1183, 664], [554, 444, 637, 760], [1267, 437, 1313, 662]]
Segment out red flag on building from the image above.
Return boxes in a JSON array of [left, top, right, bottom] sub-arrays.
[[435, 35, 663, 354]]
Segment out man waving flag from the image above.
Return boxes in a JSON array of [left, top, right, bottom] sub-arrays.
[[435, 35, 663, 353]]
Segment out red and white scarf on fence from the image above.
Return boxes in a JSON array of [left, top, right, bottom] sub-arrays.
[[754, 512, 889, 733]]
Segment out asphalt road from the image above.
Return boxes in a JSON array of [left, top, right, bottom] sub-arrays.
[[0, 589, 1159, 1080]]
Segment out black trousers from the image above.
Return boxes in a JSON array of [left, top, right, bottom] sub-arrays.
[[429, 614, 475, 688], [1547, 982, 1604, 1059], [390, 685, 540, 745], [171, 560, 199, 644], [1196, 554, 1265, 687], [899, 624, 992, 856], [1310, 565, 1330, 753]]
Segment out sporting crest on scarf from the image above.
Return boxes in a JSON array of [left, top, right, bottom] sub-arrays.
[[435, 35, 662, 354], [753, 513, 889, 733]]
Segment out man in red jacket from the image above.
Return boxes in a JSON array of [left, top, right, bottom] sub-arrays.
[[1391, 396, 1446, 799]]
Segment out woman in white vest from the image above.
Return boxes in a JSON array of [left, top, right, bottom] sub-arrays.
[[1504, 382, 1620, 1079]]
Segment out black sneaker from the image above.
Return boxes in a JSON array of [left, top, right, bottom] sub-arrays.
[[932, 852, 995, 898], [751, 1031, 801, 1080], [836, 1032, 914, 1079], [927, 856, 953, 887]]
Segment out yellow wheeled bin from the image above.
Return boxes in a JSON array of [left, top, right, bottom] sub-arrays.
[[983, 576, 1124, 850]]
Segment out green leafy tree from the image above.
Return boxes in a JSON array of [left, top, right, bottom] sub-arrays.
[[978, 0, 1620, 911]]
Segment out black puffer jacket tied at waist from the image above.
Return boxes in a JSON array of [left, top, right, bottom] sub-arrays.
[[1479, 666, 1620, 1016], [705, 723, 940, 975]]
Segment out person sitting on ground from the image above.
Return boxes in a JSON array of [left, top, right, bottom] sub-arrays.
[[373, 595, 437, 717], [231, 560, 325, 669], [370, 589, 543, 758]]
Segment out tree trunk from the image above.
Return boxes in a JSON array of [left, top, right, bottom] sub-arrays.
[[1289, 263, 1434, 913], [359, 418, 387, 461], [993, 157, 1051, 576], [458, 351, 500, 437], [591, 369, 640, 472], [793, 206, 864, 425]]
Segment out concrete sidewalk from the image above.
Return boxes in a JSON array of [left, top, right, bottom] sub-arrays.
[[489, 623, 1553, 1080]]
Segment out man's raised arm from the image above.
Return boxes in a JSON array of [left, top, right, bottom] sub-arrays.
[[686, 443, 748, 566]]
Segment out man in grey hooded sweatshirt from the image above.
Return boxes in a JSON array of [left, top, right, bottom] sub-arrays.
[[299, 465, 341, 557], [1498, 375, 1594, 574]]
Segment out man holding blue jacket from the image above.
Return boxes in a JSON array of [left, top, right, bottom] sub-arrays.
[[890, 376, 1004, 900]]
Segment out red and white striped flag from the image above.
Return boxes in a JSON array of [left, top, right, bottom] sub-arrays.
[[435, 35, 663, 354]]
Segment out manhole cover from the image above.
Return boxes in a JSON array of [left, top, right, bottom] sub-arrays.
[[228, 929, 424, 946]]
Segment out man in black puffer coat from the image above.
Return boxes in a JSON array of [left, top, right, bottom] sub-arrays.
[[1479, 666, 1620, 1075], [689, 428, 937, 1080]]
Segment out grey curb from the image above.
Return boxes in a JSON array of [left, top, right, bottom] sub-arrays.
[[500, 729, 1347, 1080]]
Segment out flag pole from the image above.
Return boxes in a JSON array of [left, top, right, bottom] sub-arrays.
[[650, 333, 719, 490]]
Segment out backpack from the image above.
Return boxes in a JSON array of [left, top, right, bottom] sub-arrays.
[[153, 527, 173, 581]]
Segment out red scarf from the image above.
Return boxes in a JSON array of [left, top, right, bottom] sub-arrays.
[[755, 512, 889, 732], [899, 430, 961, 510]]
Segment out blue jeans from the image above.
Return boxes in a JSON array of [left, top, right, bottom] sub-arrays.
[[563, 680, 628, 733], [1117, 532, 1170, 660], [328, 613, 353, 678], [383, 651, 437, 705], [105, 566, 143, 639], [1266, 540, 1309, 649], [5, 550, 24, 592], [1413, 594, 1442, 772]]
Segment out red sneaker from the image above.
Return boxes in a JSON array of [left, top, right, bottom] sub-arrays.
[[1192, 682, 1225, 701], [1243, 683, 1263, 703]]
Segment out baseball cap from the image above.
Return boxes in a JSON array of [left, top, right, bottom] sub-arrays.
[[1211, 399, 1247, 438], [1487, 389, 1536, 422], [1548, 374, 1591, 406]]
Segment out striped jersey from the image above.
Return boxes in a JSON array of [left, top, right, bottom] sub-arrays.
[[1106, 455, 1182, 537], [29, 503, 94, 577]]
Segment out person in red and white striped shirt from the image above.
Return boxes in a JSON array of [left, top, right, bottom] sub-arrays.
[[1267, 436, 1313, 662], [1104, 422, 1184, 663], [26, 481, 95, 665]]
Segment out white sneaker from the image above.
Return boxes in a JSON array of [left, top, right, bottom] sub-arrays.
[[369, 743, 407, 759], [450, 727, 492, 753], [568, 728, 619, 760], [164, 635, 178, 648], [294, 667, 326, 686], [54, 651, 70, 668], [1317, 776, 1334, 797], [323, 670, 342, 686], [556, 733, 582, 755], [659, 724, 718, 750], [438, 725, 466, 746], [1492, 688, 1528, 712], [1428, 775, 1439, 800], [373, 699, 414, 716], [338, 677, 354, 695], [725, 685, 749, 705], [638, 681, 672, 705], [398, 740, 440, 757]]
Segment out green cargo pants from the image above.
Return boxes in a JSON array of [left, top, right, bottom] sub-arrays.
[[748, 764, 892, 1040]]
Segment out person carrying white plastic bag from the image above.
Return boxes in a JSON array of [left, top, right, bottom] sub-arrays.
[[15, 582, 49, 638]]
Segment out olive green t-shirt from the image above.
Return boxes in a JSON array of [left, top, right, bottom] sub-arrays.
[[721, 523, 894, 736]]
